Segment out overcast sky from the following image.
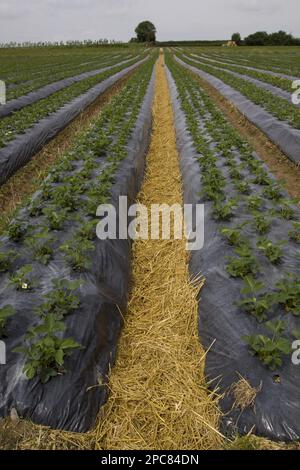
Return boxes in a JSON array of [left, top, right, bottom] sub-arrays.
[[0, 0, 299, 43]]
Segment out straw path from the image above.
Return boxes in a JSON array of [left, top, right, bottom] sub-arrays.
[[91, 52, 223, 450], [6, 52, 223, 450]]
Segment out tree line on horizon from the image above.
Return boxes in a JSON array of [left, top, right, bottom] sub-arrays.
[[1, 23, 299, 49], [0, 39, 126, 48], [232, 30, 300, 46], [130, 22, 300, 47]]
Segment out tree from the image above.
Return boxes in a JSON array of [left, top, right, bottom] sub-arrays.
[[268, 30, 293, 45], [244, 31, 269, 46], [231, 33, 241, 45], [244, 30, 298, 46], [135, 21, 156, 43]]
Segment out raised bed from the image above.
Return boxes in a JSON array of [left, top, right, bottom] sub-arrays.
[[174, 54, 300, 165], [166, 53, 300, 442], [0, 56, 149, 186], [0, 57, 156, 432]]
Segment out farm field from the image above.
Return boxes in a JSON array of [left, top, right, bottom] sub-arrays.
[[182, 46, 300, 75], [175, 47, 300, 132], [0, 46, 144, 100], [0, 44, 300, 451]]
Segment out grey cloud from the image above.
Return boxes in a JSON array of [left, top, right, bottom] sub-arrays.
[[0, 0, 31, 20], [45, 0, 99, 10], [231, 0, 281, 13], [0, 0, 299, 43]]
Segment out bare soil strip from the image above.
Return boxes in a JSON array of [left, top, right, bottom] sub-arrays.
[[188, 70, 300, 201], [0, 52, 222, 451], [0, 71, 134, 233]]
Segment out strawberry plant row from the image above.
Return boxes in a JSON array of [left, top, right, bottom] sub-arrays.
[[5, 53, 135, 101], [0, 54, 144, 118], [186, 47, 300, 77], [0, 55, 156, 431], [0, 55, 149, 148], [166, 52, 300, 441], [0, 46, 137, 90], [0, 56, 150, 185], [175, 52, 300, 130], [182, 53, 296, 103], [187, 51, 298, 90], [173, 54, 300, 165]]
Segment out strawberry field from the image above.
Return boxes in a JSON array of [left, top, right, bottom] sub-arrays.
[[0, 43, 300, 449]]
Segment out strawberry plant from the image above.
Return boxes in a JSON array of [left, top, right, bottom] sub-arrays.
[[89, 131, 110, 155], [238, 276, 272, 322], [14, 314, 82, 384], [203, 162, 221, 190], [50, 185, 77, 210], [251, 169, 271, 186], [60, 238, 95, 272], [247, 196, 263, 212], [76, 219, 98, 241], [198, 155, 217, 170], [0, 305, 16, 337], [36, 279, 82, 319], [247, 159, 263, 173], [78, 160, 98, 179], [263, 183, 284, 201], [272, 274, 300, 316], [234, 181, 251, 195], [278, 200, 295, 220], [239, 152, 252, 164], [201, 169, 226, 201], [229, 167, 242, 181], [226, 245, 260, 278], [289, 222, 300, 243], [252, 214, 271, 235], [220, 222, 248, 246], [257, 238, 285, 264], [243, 320, 291, 371], [25, 230, 54, 265], [63, 175, 87, 195], [42, 207, 69, 230], [40, 180, 53, 200], [85, 194, 108, 217], [9, 265, 37, 291], [213, 198, 237, 221], [202, 188, 225, 203], [7, 219, 29, 241], [224, 158, 237, 168], [219, 148, 232, 159], [52, 157, 73, 173], [28, 197, 44, 217], [0, 249, 17, 273]]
